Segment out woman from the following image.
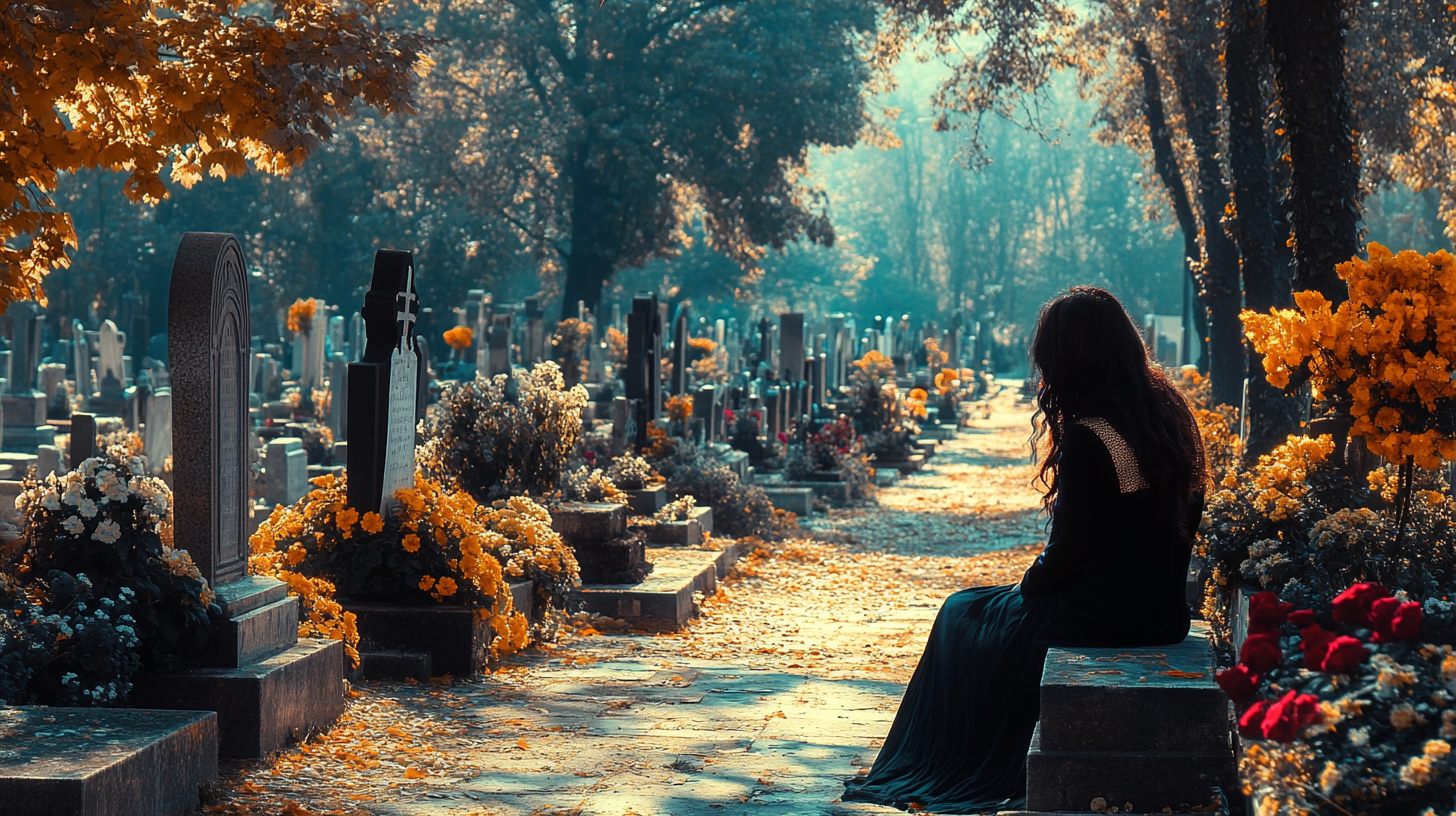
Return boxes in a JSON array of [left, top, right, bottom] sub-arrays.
[[842, 287, 1205, 813]]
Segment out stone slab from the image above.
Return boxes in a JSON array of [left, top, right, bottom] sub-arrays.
[[214, 574, 290, 618], [0, 707, 217, 816], [0, 708, 215, 816], [1039, 623, 1228, 753], [871, 454, 925, 474], [762, 487, 813, 517], [644, 519, 702, 547], [348, 581, 534, 678], [200, 596, 299, 669], [551, 503, 629, 541], [572, 548, 736, 630], [622, 484, 667, 516], [785, 480, 851, 503], [1025, 725, 1233, 813], [130, 638, 344, 759], [357, 650, 433, 682]]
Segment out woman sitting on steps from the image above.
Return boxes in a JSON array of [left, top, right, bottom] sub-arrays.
[[842, 286, 1207, 814]]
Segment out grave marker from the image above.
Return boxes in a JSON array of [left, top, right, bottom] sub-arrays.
[[779, 313, 805, 384], [346, 250, 421, 515], [69, 412, 96, 470], [1, 301, 55, 451], [143, 389, 172, 476]]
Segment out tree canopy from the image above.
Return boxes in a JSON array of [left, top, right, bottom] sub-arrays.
[[1, 0, 430, 306]]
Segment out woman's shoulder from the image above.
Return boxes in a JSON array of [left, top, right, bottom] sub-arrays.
[[1068, 417, 1149, 494]]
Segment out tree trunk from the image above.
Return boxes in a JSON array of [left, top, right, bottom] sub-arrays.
[[1226, 0, 1301, 458], [1167, 36, 1245, 410], [1266, 0, 1360, 305], [562, 144, 613, 318], [1132, 40, 1210, 374]]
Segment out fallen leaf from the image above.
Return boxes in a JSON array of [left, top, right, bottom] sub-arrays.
[[404, 766, 427, 779]]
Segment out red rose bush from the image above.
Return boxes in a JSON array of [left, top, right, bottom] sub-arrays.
[[1218, 586, 1456, 814]]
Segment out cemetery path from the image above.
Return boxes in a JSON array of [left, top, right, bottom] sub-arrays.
[[199, 385, 1046, 816]]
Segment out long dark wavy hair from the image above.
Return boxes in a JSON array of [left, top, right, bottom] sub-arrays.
[[1030, 287, 1205, 523]]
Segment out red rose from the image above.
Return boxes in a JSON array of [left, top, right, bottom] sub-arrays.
[[1298, 624, 1336, 670], [1215, 665, 1260, 702], [1287, 609, 1316, 628], [1367, 596, 1400, 638], [1247, 591, 1294, 634], [1239, 633, 1283, 674], [1331, 583, 1390, 624], [1238, 700, 1271, 739], [1320, 636, 1369, 675], [1259, 690, 1301, 742], [777, 432, 788, 443], [1387, 601, 1425, 642]]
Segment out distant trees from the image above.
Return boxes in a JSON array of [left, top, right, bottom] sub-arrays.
[[880, 0, 1456, 457], [1, 0, 429, 308], [399, 0, 880, 316]]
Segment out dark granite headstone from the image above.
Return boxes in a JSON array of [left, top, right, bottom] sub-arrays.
[[670, 304, 690, 396], [346, 250, 420, 515], [625, 294, 662, 447], [169, 233, 251, 587], [70, 412, 96, 470], [2, 301, 54, 451], [779, 313, 804, 385]]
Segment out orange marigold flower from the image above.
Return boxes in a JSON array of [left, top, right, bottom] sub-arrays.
[[287, 298, 318, 334], [402, 533, 421, 553], [443, 325, 474, 350], [419, 575, 435, 591], [361, 511, 384, 534], [336, 507, 359, 530], [436, 577, 458, 596]]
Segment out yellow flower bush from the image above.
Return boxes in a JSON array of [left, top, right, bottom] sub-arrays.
[[250, 470, 580, 667], [1243, 243, 1456, 470], [286, 298, 318, 334]]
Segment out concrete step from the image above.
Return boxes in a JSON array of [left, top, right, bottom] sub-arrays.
[[1038, 623, 1229, 753], [1025, 724, 1233, 814], [572, 546, 740, 630]]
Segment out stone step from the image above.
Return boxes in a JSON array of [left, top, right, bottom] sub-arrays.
[[200, 595, 299, 668], [572, 546, 740, 630], [1038, 623, 1228, 753], [130, 637, 345, 759], [762, 487, 813, 516], [1024, 724, 1233, 814], [0, 707, 217, 816], [357, 650, 434, 682], [348, 580, 534, 678]]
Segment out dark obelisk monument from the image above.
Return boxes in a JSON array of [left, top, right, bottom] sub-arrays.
[[347, 249, 420, 514], [130, 232, 344, 760]]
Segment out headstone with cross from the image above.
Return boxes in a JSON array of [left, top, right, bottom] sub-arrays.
[[347, 250, 421, 515]]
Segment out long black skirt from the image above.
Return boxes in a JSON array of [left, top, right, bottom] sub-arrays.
[[841, 583, 1051, 814]]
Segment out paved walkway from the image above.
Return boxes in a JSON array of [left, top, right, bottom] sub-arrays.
[[199, 386, 1045, 816]]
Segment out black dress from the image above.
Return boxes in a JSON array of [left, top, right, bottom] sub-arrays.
[[841, 419, 1201, 814]]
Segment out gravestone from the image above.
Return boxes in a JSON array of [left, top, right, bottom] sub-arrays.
[[327, 355, 348, 441], [487, 325, 510, 377], [670, 304, 690, 396], [35, 444, 60, 479], [143, 389, 172, 476], [265, 437, 308, 507], [98, 320, 126, 392], [70, 319, 91, 387], [38, 363, 65, 411], [69, 412, 96, 469], [523, 297, 546, 364], [779, 313, 805, 385], [296, 303, 329, 389], [1, 301, 55, 452], [134, 231, 344, 759], [625, 294, 663, 447], [328, 315, 345, 360], [346, 250, 421, 515]]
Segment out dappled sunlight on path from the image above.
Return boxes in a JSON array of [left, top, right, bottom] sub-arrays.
[[197, 389, 1046, 815]]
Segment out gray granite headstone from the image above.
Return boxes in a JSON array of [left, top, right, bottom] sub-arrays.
[[70, 319, 91, 390], [168, 232, 252, 586], [670, 305, 690, 396], [779, 313, 805, 385], [36, 444, 60, 479], [346, 250, 420, 514], [265, 437, 308, 507], [97, 320, 126, 398], [487, 326, 510, 376], [327, 355, 347, 441], [143, 389, 172, 476], [2, 301, 55, 452]]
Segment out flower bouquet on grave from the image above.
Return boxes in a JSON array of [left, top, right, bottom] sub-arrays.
[[1218, 586, 1456, 815], [6, 450, 216, 690], [784, 416, 873, 502], [250, 470, 580, 666]]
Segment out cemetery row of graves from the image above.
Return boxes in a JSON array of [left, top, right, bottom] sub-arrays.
[[0, 232, 992, 816], [7, 234, 1456, 816]]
